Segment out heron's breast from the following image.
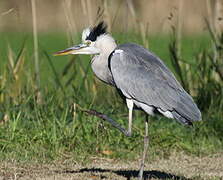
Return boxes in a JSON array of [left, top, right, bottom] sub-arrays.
[[91, 56, 114, 85]]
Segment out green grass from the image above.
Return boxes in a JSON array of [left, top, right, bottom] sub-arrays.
[[0, 31, 222, 163]]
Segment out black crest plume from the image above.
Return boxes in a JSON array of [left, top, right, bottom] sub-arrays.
[[86, 21, 107, 41]]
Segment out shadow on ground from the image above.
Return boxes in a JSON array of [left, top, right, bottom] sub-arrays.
[[55, 168, 191, 180]]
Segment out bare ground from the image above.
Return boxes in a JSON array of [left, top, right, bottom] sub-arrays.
[[0, 152, 223, 180]]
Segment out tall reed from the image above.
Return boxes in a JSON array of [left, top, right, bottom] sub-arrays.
[[31, 0, 42, 104]]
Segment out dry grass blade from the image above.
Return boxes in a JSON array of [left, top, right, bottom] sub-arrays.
[[204, 15, 223, 81], [77, 60, 91, 94], [0, 8, 14, 16], [80, 0, 87, 16], [62, 56, 76, 76], [43, 51, 66, 96], [13, 50, 25, 81], [31, 0, 42, 104], [65, 72, 76, 87], [0, 70, 7, 103], [125, 0, 149, 48], [213, 0, 223, 36], [126, 0, 136, 18], [208, 54, 223, 81], [169, 36, 188, 92], [5, 43, 26, 102], [205, 18, 218, 44], [63, 0, 77, 44], [110, 0, 123, 29], [95, 7, 104, 24], [86, 0, 94, 26], [7, 42, 26, 81], [139, 22, 149, 49], [176, 0, 184, 57], [7, 44, 15, 74], [14, 39, 27, 78], [102, 0, 111, 31]]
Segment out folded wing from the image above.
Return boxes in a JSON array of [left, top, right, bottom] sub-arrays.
[[109, 43, 201, 124]]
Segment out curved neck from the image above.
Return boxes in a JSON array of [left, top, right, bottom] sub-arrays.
[[90, 34, 117, 85]]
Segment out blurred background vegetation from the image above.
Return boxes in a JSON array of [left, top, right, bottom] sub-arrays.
[[1, 0, 223, 33], [0, 0, 222, 163]]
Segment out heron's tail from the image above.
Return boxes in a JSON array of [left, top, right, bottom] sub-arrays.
[[174, 90, 202, 124], [172, 111, 193, 126]]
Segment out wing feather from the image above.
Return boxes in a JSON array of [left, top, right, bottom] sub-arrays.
[[110, 43, 201, 122]]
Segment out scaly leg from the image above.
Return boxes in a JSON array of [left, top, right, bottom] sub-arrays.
[[126, 98, 134, 136], [83, 98, 134, 137], [138, 116, 149, 180]]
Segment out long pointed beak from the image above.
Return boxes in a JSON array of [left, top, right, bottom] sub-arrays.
[[54, 44, 88, 56]]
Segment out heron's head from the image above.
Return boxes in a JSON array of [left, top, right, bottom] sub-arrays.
[[54, 21, 116, 56]]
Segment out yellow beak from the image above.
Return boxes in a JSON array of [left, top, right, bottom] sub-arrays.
[[54, 44, 88, 56]]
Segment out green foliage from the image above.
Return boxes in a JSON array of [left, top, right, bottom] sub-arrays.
[[0, 31, 222, 163]]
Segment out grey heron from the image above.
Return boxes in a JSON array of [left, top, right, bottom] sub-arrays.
[[55, 21, 201, 180]]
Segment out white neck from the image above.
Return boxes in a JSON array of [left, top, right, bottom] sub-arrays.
[[95, 34, 117, 55], [91, 34, 117, 85]]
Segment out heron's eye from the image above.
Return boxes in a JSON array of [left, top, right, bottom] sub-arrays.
[[86, 41, 91, 46]]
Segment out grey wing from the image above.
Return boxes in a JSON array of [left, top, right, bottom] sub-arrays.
[[110, 43, 201, 124]]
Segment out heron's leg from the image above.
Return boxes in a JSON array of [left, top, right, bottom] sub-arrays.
[[83, 109, 132, 137], [83, 99, 134, 137], [138, 116, 149, 180], [126, 98, 134, 136]]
